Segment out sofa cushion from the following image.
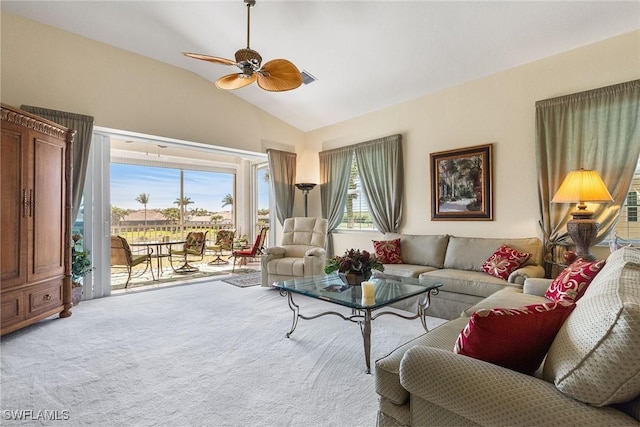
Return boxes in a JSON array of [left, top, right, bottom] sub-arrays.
[[462, 287, 550, 317], [420, 269, 514, 299], [454, 301, 574, 374], [444, 236, 543, 271], [384, 233, 449, 268], [481, 244, 532, 280], [543, 246, 640, 406], [545, 258, 606, 303], [375, 317, 468, 405], [373, 238, 403, 264], [381, 264, 439, 278]]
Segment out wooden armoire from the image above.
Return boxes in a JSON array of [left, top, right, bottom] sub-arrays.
[[1, 103, 75, 336]]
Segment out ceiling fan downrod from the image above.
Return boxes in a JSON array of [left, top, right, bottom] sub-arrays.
[[245, 0, 255, 49]]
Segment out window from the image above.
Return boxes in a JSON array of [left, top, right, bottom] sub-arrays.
[[627, 191, 638, 223], [338, 154, 374, 230], [256, 164, 270, 229], [608, 157, 640, 244]]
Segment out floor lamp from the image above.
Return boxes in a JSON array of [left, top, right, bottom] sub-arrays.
[[295, 183, 316, 217], [551, 168, 613, 261]]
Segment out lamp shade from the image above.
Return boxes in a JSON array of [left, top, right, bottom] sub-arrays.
[[551, 169, 613, 204]]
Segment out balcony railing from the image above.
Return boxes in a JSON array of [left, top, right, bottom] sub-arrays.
[[110, 223, 235, 244]]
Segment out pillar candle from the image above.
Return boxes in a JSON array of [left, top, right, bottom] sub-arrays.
[[361, 281, 375, 298]]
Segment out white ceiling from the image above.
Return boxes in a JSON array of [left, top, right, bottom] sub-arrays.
[[3, 1, 639, 132]]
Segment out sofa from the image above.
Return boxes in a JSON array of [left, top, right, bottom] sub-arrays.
[[375, 245, 640, 426], [375, 233, 546, 319]]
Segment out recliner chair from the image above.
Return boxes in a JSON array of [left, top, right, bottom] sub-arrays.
[[261, 217, 328, 287]]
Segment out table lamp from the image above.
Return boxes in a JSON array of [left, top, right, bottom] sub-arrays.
[[551, 168, 613, 261]]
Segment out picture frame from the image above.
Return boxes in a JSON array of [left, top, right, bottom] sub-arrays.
[[430, 143, 493, 221]]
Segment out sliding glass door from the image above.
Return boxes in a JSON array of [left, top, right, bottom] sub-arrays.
[[76, 127, 268, 300]]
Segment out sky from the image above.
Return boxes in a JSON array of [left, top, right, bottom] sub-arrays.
[[111, 164, 270, 211]]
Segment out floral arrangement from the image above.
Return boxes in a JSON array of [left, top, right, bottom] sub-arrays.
[[325, 248, 384, 277]]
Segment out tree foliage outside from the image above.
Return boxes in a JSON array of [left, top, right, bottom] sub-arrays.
[[221, 194, 233, 209], [160, 207, 181, 223], [346, 156, 359, 229], [135, 193, 150, 227], [190, 208, 212, 217], [110, 206, 131, 225], [174, 196, 194, 208], [174, 196, 195, 225]]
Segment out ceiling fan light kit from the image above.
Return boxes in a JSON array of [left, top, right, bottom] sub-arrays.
[[183, 0, 302, 92]]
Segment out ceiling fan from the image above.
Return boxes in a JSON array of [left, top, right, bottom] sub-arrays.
[[183, 0, 302, 92]]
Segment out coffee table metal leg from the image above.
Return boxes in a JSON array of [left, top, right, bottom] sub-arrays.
[[284, 291, 299, 338], [417, 288, 439, 331], [359, 309, 372, 374]]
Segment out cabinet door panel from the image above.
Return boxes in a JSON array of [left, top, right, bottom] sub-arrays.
[[30, 134, 66, 282], [1, 125, 28, 287], [1, 289, 25, 327]]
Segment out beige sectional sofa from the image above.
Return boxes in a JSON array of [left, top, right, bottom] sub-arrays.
[[375, 245, 640, 426], [378, 233, 546, 319]]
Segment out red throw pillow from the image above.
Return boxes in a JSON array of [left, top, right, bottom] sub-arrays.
[[481, 244, 531, 280], [545, 258, 606, 303], [372, 239, 403, 264], [454, 302, 574, 374]]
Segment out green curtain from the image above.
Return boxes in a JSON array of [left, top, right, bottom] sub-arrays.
[[319, 146, 352, 257], [354, 134, 404, 233], [267, 149, 296, 226], [535, 79, 640, 263], [21, 105, 94, 223]]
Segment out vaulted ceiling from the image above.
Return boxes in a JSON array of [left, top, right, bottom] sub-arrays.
[[3, 1, 639, 132]]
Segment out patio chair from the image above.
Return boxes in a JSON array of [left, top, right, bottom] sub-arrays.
[[231, 227, 269, 272], [206, 229, 235, 265], [260, 217, 328, 287], [110, 235, 155, 288], [169, 231, 208, 273]]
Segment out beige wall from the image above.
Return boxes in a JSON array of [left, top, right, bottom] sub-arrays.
[[3, 12, 639, 254], [299, 31, 640, 255], [1, 13, 304, 154]]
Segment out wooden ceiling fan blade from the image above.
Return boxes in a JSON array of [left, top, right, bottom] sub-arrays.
[[215, 73, 257, 90], [257, 59, 303, 92], [183, 52, 237, 66]]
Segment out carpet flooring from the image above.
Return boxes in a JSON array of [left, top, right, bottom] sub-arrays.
[[1, 278, 446, 426]]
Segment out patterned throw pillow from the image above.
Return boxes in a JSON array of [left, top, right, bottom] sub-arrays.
[[372, 239, 403, 264], [481, 244, 531, 280], [545, 258, 606, 303], [454, 302, 574, 374]]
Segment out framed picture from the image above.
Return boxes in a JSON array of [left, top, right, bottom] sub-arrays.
[[430, 143, 493, 220]]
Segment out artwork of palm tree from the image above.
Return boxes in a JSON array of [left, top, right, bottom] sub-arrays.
[[438, 155, 483, 212], [431, 143, 492, 220]]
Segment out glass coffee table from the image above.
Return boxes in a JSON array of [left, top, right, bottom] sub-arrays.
[[273, 272, 442, 374]]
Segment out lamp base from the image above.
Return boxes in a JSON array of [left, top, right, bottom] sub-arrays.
[[567, 218, 598, 262]]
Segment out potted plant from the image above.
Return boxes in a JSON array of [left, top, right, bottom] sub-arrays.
[[325, 248, 384, 285], [71, 235, 94, 306]]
